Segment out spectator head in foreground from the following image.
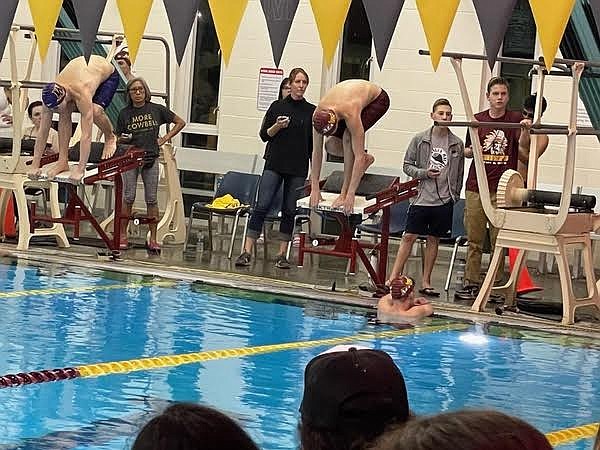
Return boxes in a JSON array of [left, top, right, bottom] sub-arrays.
[[131, 402, 260, 450], [370, 409, 553, 450], [299, 346, 410, 450]]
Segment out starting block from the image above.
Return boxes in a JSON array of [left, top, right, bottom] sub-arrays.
[[28, 147, 147, 257], [296, 171, 418, 287]]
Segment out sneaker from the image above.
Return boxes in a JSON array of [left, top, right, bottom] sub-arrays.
[[454, 284, 479, 301], [147, 240, 161, 252], [235, 252, 252, 267], [275, 255, 291, 269]]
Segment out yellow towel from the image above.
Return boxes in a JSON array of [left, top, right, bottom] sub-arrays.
[[207, 194, 248, 209]]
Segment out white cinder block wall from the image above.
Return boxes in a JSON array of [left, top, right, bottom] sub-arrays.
[[4, 0, 600, 197]]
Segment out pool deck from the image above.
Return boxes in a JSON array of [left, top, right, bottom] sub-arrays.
[[1, 235, 599, 339]]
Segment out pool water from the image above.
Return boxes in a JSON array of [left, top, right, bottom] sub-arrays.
[[0, 258, 598, 449]]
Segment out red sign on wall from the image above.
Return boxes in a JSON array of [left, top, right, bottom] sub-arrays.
[[257, 67, 284, 111]]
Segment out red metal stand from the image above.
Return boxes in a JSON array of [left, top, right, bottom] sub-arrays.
[[29, 148, 151, 257], [297, 178, 419, 287]]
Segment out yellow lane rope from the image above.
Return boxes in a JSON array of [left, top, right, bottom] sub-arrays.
[[78, 323, 468, 378], [0, 280, 175, 299], [546, 422, 599, 447]]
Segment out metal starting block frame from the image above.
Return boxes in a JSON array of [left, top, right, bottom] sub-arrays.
[[29, 148, 148, 257], [297, 177, 418, 287]]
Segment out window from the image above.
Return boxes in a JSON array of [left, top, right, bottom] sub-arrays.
[[190, 1, 221, 125], [339, 0, 372, 82], [327, 0, 373, 162], [182, 133, 218, 150], [500, 0, 537, 110], [58, 0, 78, 70], [182, 0, 223, 206]]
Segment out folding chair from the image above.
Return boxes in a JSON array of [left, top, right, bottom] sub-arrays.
[[185, 171, 261, 259]]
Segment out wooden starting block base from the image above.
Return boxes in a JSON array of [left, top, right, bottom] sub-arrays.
[[0, 173, 69, 250], [472, 228, 600, 325], [99, 144, 186, 245]]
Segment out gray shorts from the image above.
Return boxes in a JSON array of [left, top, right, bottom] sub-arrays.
[[122, 159, 159, 205]]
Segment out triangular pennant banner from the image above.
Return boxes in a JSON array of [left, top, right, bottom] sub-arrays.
[[415, 0, 460, 70], [472, 0, 518, 69], [529, 0, 576, 70], [28, 0, 63, 61], [116, 0, 153, 64], [72, 0, 107, 62], [164, 0, 200, 65], [310, 0, 352, 67], [0, 0, 19, 63], [363, 0, 405, 69], [208, 0, 249, 66], [591, 0, 600, 35], [260, 0, 300, 67]]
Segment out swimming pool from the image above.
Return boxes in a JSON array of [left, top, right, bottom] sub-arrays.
[[0, 257, 598, 449]]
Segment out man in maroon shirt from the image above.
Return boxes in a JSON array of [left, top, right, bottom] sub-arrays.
[[455, 77, 522, 301]]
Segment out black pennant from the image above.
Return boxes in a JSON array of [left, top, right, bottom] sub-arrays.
[[363, 0, 405, 69], [260, 0, 300, 67], [0, 0, 19, 64], [164, 0, 201, 65], [472, 0, 519, 69], [72, 0, 108, 62]]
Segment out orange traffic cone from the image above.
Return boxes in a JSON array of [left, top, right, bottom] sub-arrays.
[[508, 248, 543, 295], [1, 191, 17, 238]]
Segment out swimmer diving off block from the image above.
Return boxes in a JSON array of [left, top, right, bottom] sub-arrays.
[[311, 79, 390, 214], [28, 55, 119, 183]]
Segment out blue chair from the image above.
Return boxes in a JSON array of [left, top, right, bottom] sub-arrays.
[[185, 171, 261, 259], [443, 198, 468, 291], [356, 200, 410, 238]]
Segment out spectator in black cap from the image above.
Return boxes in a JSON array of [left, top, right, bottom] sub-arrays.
[[371, 409, 553, 450], [299, 346, 411, 450]]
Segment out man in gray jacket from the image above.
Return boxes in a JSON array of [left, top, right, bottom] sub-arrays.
[[387, 99, 464, 296]]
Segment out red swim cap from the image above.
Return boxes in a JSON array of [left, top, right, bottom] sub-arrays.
[[313, 109, 338, 135]]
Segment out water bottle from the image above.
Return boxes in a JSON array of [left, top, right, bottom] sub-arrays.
[[215, 175, 224, 192]]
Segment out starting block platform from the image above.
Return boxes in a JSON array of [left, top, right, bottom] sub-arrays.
[[296, 191, 376, 217]]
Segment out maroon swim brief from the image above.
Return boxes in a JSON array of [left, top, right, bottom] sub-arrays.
[[332, 88, 390, 139]]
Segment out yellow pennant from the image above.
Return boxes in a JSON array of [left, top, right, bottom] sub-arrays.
[[116, 0, 154, 64], [415, 0, 460, 70], [310, 0, 352, 67], [28, 0, 63, 60], [208, 0, 249, 66], [529, 0, 575, 70]]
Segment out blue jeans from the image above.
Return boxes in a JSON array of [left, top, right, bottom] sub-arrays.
[[247, 169, 305, 241]]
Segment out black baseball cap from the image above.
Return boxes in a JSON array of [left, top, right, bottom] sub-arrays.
[[299, 347, 409, 430]]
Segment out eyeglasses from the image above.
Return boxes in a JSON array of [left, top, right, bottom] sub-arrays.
[[522, 110, 535, 119], [128, 87, 145, 93]]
